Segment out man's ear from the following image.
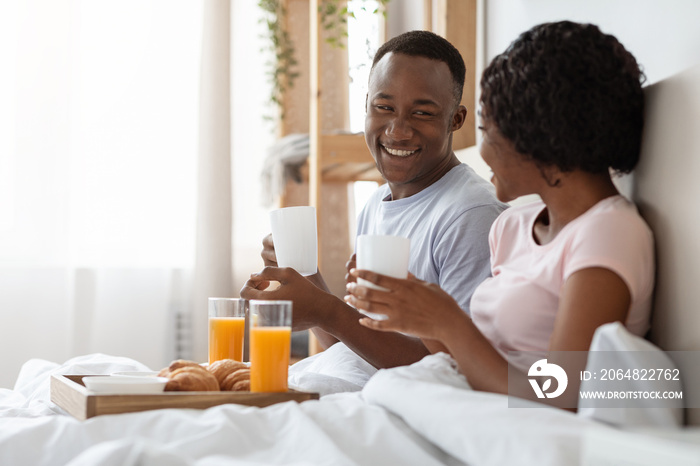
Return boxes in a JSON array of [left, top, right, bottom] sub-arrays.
[[365, 93, 368, 113], [451, 105, 467, 131]]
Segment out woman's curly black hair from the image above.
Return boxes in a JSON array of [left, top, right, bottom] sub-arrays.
[[480, 21, 646, 174]]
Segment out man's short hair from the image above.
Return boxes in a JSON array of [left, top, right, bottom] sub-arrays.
[[371, 30, 466, 106]]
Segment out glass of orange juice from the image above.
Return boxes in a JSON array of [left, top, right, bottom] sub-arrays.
[[208, 298, 247, 364], [249, 300, 292, 392]]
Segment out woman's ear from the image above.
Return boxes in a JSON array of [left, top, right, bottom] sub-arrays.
[[451, 105, 468, 131], [538, 164, 563, 188]]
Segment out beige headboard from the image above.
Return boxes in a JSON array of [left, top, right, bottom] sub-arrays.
[[633, 64, 700, 426]]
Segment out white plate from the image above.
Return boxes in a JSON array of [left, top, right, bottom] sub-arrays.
[[111, 371, 160, 378], [83, 376, 168, 394]]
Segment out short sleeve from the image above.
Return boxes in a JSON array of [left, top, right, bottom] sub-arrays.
[[564, 207, 654, 302]]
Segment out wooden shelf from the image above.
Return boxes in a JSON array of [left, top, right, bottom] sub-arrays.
[[280, 0, 478, 356], [296, 133, 382, 183]]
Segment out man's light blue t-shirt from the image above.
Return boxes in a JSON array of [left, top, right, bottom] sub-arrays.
[[355, 163, 507, 315]]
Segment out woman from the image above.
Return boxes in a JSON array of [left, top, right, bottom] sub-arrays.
[[345, 21, 654, 402]]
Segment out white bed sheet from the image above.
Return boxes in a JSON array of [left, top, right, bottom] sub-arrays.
[[0, 351, 610, 465]]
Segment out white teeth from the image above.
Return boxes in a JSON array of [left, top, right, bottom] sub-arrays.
[[384, 146, 417, 157]]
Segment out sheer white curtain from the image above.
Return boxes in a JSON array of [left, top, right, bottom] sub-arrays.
[[192, 0, 234, 365], [229, 3, 274, 299], [0, 0, 276, 388], [0, 0, 205, 388], [187, 0, 274, 364], [192, 0, 271, 363]]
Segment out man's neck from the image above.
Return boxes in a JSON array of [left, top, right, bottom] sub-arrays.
[[388, 152, 461, 200]]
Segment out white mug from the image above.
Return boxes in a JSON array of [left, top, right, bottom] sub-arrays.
[[269, 206, 318, 276], [355, 234, 410, 320]]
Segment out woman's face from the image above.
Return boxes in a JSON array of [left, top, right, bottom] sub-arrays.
[[478, 115, 541, 202]]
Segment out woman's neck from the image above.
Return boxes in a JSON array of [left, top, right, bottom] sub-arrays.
[[534, 172, 619, 245]]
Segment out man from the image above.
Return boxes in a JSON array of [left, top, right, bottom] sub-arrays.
[[241, 30, 506, 370]]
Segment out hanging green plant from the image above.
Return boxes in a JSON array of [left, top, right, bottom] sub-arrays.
[[319, 0, 390, 49], [258, 0, 300, 121], [257, 0, 389, 122]]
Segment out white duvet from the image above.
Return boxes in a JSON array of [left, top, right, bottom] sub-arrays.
[[0, 347, 610, 466]]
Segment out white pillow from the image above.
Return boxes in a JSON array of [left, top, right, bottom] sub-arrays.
[[578, 322, 683, 428]]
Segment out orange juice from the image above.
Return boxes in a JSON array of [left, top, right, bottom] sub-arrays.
[[250, 326, 291, 392], [208, 316, 245, 363]]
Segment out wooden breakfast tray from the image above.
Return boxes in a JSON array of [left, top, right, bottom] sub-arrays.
[[51, 374, 319, 420]]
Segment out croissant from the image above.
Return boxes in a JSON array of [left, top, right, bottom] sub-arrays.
[[164, 366, 220, 392], [158, 358, 251, 392], [207, 359, 248, 387], [220, 368, 251, 391], [158, 359, 202, 378]]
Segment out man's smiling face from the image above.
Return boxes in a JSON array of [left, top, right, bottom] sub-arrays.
[[364, 52, 465, 199]]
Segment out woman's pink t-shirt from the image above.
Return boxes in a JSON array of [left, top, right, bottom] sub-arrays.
[[470, 195, 655, 370]]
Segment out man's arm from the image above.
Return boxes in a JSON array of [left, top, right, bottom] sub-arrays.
[[422, 339, 450, 354], [261, 233, 340, 348], [324, 309, 431, 369], [240, 266, 430, 368]]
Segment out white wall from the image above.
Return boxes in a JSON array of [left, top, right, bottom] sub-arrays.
[[484, 0, 700, 85], [386, 0, 425, 38], [388, 1, 700, 89]]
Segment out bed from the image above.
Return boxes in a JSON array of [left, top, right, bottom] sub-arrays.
[[1, 65, 699, 466]]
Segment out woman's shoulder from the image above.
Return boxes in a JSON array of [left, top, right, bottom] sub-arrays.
[[578, 195, 653, 238], [563, 195, 655, 303], [564, 195, 655, 269]]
